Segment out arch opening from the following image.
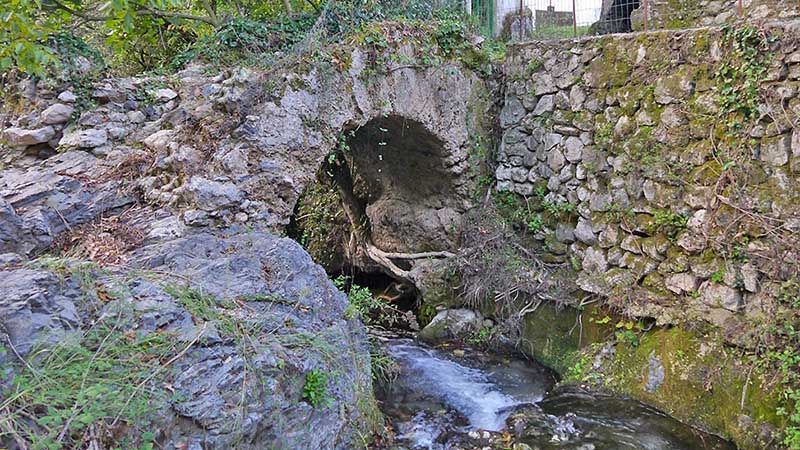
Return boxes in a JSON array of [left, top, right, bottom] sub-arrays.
[[288, 114, 471, 301], [345, 115, 463, 254]]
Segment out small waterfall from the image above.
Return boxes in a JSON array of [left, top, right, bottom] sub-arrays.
[[377, 338, 738, 450], [385, 340, 546, 431]]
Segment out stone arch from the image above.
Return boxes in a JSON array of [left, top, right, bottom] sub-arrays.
[[270, 50, 491, 282], [146, 48, 491, 284]]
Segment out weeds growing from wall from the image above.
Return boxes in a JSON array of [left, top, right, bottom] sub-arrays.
[[715, 23, 771, 126]]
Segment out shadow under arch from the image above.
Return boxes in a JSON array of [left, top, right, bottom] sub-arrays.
[[324, 114, 471, 284]]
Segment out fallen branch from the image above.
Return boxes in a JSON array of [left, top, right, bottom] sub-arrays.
[[365, 244, 412, 282]]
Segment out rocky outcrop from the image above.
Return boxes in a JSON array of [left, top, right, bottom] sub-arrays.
[[0, 231, 377, 449], [3, 49, 488, 271], [0, 33, 498, 449], [0, 150, 134, 255]]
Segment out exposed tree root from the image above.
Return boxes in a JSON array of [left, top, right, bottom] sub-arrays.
[[326, 152, 455, 286]]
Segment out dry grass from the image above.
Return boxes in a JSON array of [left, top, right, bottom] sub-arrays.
[[95, 148, 156, 184], [452, 201, 575, 338], [51, 209, 146, 266]]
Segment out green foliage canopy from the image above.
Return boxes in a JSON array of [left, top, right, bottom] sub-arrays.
[[0, 0, 317, 76]]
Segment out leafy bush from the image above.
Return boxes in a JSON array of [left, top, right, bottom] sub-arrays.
[[172, 14, 317, 69], [466, 327, 494, 346], [333, 276, 402, 327]]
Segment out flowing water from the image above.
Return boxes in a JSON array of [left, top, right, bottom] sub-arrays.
[[376, 338, 736, 450]]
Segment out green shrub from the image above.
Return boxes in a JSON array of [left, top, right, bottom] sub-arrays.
[[172, 15, 317, 69], [650, 209, 688, 241], [302, 369, 330, 407]]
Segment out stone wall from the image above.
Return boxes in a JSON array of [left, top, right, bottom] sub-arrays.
[[630, 0, 800, 31], [497, 20, 800, 340]]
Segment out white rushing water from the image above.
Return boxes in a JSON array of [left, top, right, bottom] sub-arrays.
[[385, 340, 545, 432], [380, 339, 738, 450]]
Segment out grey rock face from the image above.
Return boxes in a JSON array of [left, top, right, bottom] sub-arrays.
[[185, 176, 244, 211], [699, 281, 743, 312], [60, 128, 109, 148], [0, 151, 133, 254], [1, 231, 375, 450], [3, 126, 56, 147], [0, 199, 24, 251], [0, 268, 82, 363]]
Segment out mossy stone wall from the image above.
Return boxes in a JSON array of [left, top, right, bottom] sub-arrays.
[[499, 20, 800, 449]]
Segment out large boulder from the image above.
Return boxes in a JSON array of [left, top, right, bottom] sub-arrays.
[[2, 126, 56, 147], [40, 103, 75, 125], [1, 231, 377, 450], [418, 309, 484, 344], [59, 128, 108, 148]]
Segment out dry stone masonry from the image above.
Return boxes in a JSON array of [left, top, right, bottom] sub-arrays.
[[498, 19, 800, 340]]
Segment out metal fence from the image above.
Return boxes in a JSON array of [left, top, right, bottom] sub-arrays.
[[469, 0, 497, 36], [489, 0, 749, 40]]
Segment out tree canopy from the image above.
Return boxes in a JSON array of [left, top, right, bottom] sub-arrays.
[[1, 0, 320, 76]]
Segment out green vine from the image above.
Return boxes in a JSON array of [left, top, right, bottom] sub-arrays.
[[714, 23, 771, 130]]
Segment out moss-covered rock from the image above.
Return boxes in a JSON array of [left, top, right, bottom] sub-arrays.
[[574, 327, 784, 449], [519, 302, 616, 375]]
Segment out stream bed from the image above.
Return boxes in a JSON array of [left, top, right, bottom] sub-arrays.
[[375, 338, 736, 450]]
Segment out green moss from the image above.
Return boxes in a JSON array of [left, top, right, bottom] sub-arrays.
[[690, 159, 725, 186], [520, 302, 616, 375], [417, 263, 460, 319], [588, 41, 633, 89], [289, 177, 349, 270], [595, 327, 783, 448]]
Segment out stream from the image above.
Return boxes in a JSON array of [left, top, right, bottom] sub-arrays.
[[375, 338, 736, 450]]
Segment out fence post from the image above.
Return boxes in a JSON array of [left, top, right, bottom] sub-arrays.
[[643, 0, 648, 31], [573, 0, 577, 36], [465, 0, 472, 15]]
